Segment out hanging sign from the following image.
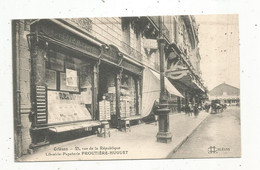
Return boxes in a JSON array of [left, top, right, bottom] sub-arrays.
[[143, 39, 158, 49]]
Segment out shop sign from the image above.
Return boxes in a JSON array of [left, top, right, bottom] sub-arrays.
[[35, 85, 48, 124], [102, 45, 121, 65], [39, 20, 101, 57], [121, 60, 143, 74]]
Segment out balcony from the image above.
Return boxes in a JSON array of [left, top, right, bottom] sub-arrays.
[[120, 41, 143, 62], [148, 16, 170, 41]]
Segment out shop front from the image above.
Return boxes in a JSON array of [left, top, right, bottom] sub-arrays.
[[97, 47, 143, 129], [27, 19, 144, 147], [166, 69, 206, 112], [28, 19, 104, 147]]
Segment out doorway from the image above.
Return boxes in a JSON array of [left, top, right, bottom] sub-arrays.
[[98, 64, 118, 128]]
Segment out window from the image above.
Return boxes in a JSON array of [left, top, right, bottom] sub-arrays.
[[120, 73, 139, 117], [46, 51, 92, 93], [45, 49, 94, 124]]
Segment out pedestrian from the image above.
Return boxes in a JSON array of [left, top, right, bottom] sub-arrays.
[[193, 103, 199, 118], [189, 102, 193, 116], [154, 98, 159, 125], [185, 104, 189, 116]]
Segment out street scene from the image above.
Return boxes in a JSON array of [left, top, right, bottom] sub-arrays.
[[12, 14, 240, 161]]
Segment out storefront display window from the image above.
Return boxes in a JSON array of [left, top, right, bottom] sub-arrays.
[[45, 49, 93, 124], [46, 69, 57, 90], [120, 73, 138, 118], [47, 51, 65, 72]]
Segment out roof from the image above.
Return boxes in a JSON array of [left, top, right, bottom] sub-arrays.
[[209, 83, 240, 97]]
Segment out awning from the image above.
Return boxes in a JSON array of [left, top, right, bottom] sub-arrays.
[[166, 69, 205, 92], [141, 68, 183, 118], [150, 69, 184, 98], [49, 121, 101, 133]]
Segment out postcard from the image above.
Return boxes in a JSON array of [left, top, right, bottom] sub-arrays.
[[12, 14, 240, 162]]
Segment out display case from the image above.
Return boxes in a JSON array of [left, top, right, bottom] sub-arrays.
[[120, 73, 138, 118]]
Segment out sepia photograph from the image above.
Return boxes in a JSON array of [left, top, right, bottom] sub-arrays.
[[12, 14, 240, 161]]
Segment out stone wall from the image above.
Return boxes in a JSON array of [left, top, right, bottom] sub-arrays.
[[14, 20, 32, 155]]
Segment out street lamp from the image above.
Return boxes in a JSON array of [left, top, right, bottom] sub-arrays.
[[155, 16, 172, 143]]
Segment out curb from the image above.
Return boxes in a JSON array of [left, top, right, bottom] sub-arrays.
[[166, 113, 210, 158]]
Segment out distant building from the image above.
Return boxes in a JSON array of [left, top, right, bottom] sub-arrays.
[[209, 83, 240, 105]]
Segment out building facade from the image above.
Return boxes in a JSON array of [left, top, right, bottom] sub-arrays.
[[12, 16, 206, 158]]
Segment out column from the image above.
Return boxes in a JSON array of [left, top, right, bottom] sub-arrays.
[[29, 37, 49, 148], [115, 70, 122, 128]]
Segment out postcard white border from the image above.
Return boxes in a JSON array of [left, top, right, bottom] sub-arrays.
[[1, 0, 260, 169]]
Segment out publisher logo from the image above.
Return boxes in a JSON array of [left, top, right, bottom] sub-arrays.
[[208, 146, 230, 154]]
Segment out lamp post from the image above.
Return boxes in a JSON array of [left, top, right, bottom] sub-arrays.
[[155, 16, 172, 143]]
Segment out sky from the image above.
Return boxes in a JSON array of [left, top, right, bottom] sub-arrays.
[[195, 14, 240, 91]]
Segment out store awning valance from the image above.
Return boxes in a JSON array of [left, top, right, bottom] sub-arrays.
[[150, 69, 184, 98]]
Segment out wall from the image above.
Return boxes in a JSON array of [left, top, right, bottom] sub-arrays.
[[65, 16, 202, 78], [66, 17, 160, 72], [174, 16, 201, 77], [14, 20, 32, 155]]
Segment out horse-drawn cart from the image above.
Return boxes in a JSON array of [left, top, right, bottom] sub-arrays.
[[211, 99, 223, 114]]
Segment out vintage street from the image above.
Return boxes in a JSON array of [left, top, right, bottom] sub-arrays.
[[170, 106, 241, 158]]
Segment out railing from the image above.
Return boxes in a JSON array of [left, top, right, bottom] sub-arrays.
[[120, 41, 143, 62]]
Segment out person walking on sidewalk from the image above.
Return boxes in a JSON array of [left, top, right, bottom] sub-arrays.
[[185, 103, 192, 116], [193, 103, 199, 118], [189, 102, 193, 116]]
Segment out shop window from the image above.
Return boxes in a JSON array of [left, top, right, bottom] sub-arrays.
[[120, 73, 138, 117], [46, 69, 57, 90], [45, 50, 93, 124], [46, 51, 93, 93]]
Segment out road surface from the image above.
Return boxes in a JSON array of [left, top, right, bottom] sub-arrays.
[[170, 106, 241, 158]]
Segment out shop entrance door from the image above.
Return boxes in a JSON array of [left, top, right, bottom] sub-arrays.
[[98, 64, 118, 128]]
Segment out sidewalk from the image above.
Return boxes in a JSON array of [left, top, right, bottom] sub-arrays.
[[18, 111, 209, 161]]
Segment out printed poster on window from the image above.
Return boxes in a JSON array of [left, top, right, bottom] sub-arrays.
[[66, 68, 78, 87], [47, 91, 92, 124]]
